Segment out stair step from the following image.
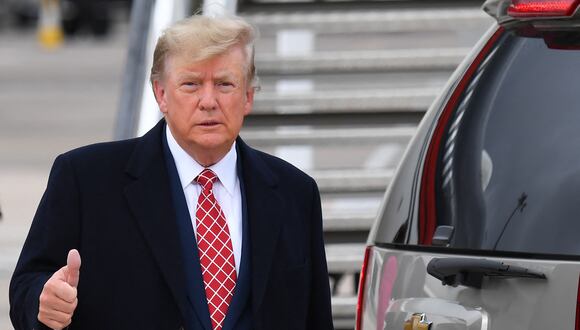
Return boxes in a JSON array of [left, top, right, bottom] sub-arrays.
[[259, 71, 449, 93], [313, 169, 392, 193], [245, 8, 490, 35], [254, 86, 440, 114], [240, 126, 416, 145], [245, 111, 424, 128], [256, 48, 469, 74], [332, 296, 357, 317], [323, 212, 375, 232], [321, 192, 383, 225], [332, 296, 357, 329], [333, 317, 355, 330], [326, 243, 366, 273]]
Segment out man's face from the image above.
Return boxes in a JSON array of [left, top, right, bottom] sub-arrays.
[[153, 45, 254, 165]]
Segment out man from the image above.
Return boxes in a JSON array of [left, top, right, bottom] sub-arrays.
[[10, 15, 334, 330]]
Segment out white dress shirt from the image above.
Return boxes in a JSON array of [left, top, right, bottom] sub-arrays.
[[165, 127, 242, 273]]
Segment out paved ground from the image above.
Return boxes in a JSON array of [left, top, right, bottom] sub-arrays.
[[0, 25, 127, 328]]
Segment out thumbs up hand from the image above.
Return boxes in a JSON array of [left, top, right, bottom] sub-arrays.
[[38, 249, 81, 330]]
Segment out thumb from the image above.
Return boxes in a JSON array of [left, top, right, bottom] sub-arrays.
[[66, 249, 81, 288]]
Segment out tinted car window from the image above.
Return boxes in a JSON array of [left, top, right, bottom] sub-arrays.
[[437, 30, 580, 256]]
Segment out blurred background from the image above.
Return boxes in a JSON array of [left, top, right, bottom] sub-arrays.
[[0, 0, 492, 328]]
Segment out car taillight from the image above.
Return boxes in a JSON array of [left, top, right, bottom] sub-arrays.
[[355, 246, 372, 330], [508, 0, 580, 17]]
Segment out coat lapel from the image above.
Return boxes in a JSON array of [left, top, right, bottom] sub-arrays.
[[236, 138, 283, 314], [162, 129, 213, 330], [123, 120, 190, 324], [222, 146, 252, 330]]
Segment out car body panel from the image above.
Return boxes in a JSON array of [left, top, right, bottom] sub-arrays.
[[361, 247, 580, 330]]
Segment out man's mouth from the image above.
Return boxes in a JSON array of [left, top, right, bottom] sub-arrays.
[[199, 121, 220, 127]]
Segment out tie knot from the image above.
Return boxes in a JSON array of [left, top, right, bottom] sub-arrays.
[[196, 169, 217, 190]]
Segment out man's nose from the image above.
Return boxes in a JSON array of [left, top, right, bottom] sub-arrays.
[[198, 84, 218, 110]]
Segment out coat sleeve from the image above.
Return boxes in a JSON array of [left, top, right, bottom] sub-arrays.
[[9, 154, 81, 330], [307, 180, 335, 330]]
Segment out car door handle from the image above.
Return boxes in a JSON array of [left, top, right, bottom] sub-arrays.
[[427, 257, 546, 289]]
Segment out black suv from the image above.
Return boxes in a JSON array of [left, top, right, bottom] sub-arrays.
[[356, 0, 580, 329]]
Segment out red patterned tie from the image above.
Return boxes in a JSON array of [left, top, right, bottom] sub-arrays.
[[195, 169, 237, 330]]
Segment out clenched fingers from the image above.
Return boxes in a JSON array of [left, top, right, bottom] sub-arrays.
[[38, 304, 75, 323], [38, 296, 77, 329], [41, 294, 78, 315], [43, 274, 77, 303]]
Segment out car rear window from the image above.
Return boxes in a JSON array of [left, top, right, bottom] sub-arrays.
[[435, 29, 580, 257]]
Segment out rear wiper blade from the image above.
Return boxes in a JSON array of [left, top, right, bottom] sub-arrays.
[[427, 257, 546, 289]]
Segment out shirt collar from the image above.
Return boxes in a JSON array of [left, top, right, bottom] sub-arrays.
[[165, 125, 237, 196]]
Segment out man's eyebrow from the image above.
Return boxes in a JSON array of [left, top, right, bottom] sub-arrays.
[[176, 72, 203, 81], [214, 71, 239, 81]]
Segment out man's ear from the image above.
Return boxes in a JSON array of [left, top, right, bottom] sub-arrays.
[[243, 87, 255, 116], [153, 79, 167, 114]]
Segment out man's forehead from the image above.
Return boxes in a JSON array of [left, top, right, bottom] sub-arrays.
[[174, 71, 238, 82], [168, 54, 243, 76]]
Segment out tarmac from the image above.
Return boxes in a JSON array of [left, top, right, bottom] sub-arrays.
[[0, 24, 127, 329]]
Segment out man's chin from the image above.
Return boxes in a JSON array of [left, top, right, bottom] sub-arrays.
[[188, 140, 234, 166], [192, 137, 235, 153]]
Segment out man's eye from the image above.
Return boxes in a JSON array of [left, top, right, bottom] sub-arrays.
[[181, 82, 200, 90], [217, 82, 235, 90]]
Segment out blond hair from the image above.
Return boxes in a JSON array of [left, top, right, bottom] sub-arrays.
[[150, 15, 258, 88]]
